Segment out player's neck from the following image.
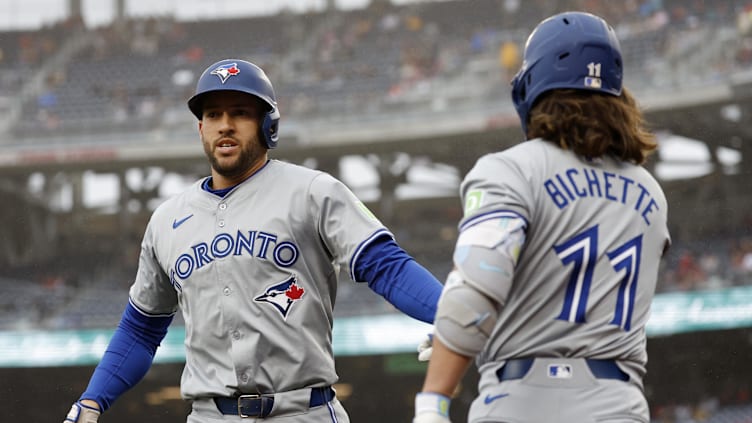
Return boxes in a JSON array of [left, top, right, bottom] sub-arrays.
[[211, 157, 269, 190]]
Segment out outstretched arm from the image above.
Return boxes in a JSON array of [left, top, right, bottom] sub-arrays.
[[354, 235, 443, 323], [74, 301, 172, 412]]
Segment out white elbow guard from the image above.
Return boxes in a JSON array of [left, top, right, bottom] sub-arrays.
[[452, 215, 525, 306], [433, 270, 499, 357]]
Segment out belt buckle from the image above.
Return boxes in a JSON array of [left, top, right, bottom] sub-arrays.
[[237, 394, 271, 418]]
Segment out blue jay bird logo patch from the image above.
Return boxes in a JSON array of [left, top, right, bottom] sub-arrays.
[[210, 63, 240, 83], [254, 275, 305, 320]]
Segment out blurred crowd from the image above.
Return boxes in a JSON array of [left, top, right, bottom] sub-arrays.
[[652, 380, 752, 423], [0, 0, 750, 327], [0, 3, 751, 411], [2, 0, 752, 136], [661, 230, 752, 292], [1, 211, 750, 332], [653, 400, 752, 423], [0, 5, 750, 420]]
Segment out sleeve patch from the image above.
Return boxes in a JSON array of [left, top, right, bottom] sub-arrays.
[[464, 190, 484, 214]]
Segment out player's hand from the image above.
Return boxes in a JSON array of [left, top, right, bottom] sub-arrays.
[[417, 333, 433, 361], [63, 401, 101, 423], [413, 392, 452, 423]]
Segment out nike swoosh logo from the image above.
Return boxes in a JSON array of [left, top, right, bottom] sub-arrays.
[[172, 214, 194, 229], [479, 261, 510, 276], [483, 393, 509, 404], [479, 261, 502, 272]]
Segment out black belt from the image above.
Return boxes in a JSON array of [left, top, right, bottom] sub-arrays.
[[496, 358, 629, 382], [213, 386, 335, 418]]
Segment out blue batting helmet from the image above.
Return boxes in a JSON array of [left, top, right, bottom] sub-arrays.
[[188, 59, 281, 149], [511, 11, 623, 135]]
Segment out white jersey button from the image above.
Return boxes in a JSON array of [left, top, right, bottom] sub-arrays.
[[219, 203, 227, 210], [218, 220, 225, 227], [232, 330, 241, 340], [223, 287, 231, 295]]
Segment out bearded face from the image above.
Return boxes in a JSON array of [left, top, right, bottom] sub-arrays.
[[197, 91, 269, 188]]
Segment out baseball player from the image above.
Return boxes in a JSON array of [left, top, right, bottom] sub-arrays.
[[62, 58, 443, 423], [413, 11, 671, 423]]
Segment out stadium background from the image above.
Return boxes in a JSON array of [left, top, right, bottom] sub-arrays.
[[0, 0, 751, 421]]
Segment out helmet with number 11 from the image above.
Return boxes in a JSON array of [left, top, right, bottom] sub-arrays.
[[511, 11, 623, 136]]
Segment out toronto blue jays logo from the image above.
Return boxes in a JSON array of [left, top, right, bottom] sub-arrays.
[[254, 275, 306, 320], [210, 62, 240, 83]]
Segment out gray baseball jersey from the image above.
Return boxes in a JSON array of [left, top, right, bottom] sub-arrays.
[[459, 139, 670, 385], [129, 159, 390, 399]]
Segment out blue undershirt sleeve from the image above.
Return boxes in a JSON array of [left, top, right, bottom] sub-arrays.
[[354, 236, 443, 323], [80, 301, 173, 411]]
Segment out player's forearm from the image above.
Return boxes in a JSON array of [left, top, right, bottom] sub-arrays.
[[421, 336, 473, 397], [81, 302, 172, 410], [81, 326, 156, 410], [355, 237, 442, 323]]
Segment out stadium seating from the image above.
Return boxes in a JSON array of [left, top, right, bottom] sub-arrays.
[[0, 0, 750, 328], [7, 0, 730, 139], [2, 4, 751, 423]]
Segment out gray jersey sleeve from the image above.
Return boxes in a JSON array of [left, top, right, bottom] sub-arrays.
[[307, 172, 391, 281], [460, 151, 533, 225], [129, 203, 180, 316]]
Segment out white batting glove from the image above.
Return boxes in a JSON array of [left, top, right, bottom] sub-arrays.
[[413, 392, 452, 423], [417, 333, 433, 362], [64, 401, 101, 423]]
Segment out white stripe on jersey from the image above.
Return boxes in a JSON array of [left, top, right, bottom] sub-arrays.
[[460, 210, 528, 233]]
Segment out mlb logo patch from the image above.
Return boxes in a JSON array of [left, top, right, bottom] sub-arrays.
[[584, 76, 602, 89], [547, 364, 573, 379]]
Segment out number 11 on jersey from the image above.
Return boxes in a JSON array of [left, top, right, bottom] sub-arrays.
[[554, 225, 643, 331]]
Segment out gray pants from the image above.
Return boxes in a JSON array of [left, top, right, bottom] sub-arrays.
[[468, 358, 649, 423], [186, 391, 350, 423]]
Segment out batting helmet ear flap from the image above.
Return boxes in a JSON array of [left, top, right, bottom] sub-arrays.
[[188, 59, 281, 149], [510, 70, 531, 128], [262, 106, 280, 149]]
